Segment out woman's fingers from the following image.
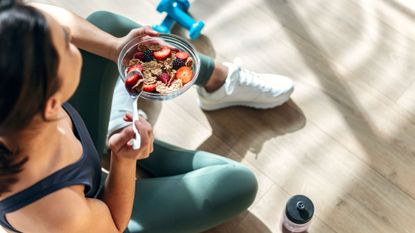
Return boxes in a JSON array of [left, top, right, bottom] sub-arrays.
[[134, 117, 153, 158], [147, 120, 154, 154], [135, 118, 149, 145], [124, 114, 152, 155], [110, 116, 153, 160], [108, 127, 135, 153], [143, 25, 159, 37], [133, 26, 159, 38]]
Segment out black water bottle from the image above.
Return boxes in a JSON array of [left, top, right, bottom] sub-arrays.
[[281, 195, 314, 232]]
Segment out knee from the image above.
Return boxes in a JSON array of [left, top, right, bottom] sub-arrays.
[[86, 11, 116, 24], [86, 11, 141, 37], [217, 164, 258, 211], [233, 165, 258, 207]]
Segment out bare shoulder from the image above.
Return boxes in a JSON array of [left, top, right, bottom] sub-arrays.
[[6, 186, 118, 233]]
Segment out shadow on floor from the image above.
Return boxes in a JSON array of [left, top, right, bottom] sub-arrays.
[[197, 100, 306, 161], [203, 211, 273, 233]]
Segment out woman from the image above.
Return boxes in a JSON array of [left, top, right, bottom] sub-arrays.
[[0, 1, 261, 232]]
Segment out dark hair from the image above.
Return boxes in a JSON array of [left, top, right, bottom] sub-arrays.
[[0, 0, 60, 195]]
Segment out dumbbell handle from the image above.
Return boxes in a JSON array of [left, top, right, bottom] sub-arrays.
[[167, 5, 195, 29]]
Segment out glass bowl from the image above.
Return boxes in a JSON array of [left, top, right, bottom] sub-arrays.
[[117, 33, 200, 101]]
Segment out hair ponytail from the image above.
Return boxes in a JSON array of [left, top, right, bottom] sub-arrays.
[[0, 0, 18, 10], [0, 143, 27, 196]]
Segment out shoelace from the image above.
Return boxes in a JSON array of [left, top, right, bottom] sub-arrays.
[[227, 59, 273, 93], [230, 58, 272, 92], [239, 69, 273, 92]]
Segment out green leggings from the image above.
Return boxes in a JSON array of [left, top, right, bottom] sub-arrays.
[[69, 11, 257, 233]]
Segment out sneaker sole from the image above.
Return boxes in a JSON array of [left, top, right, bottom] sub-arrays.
[[199, 91, 293, 111]]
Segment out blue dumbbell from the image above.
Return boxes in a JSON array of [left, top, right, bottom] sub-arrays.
[[152, 0, 204, 40], [153, 0, 189, 33]]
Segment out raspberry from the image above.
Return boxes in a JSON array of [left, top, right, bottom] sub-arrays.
[[133, 51, 144, 60], [142, 49, 154, 62], [172, 59, 185, 70], [158, 72, 170, 84]]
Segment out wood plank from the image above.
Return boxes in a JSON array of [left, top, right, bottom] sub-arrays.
[[398, 80, 415, 116]]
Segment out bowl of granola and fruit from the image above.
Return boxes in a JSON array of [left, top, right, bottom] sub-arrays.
[[117, 33, 200, 100]]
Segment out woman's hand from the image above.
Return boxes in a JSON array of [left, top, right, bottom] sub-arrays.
[[108, 113, 154, 161], [112, 26, 159, 62]]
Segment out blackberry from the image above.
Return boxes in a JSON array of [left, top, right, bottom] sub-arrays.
[[172, 58, 185, 70], [142, 49, 154, 62]]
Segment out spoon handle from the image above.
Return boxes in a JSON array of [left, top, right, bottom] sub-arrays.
[[131, 98, 141, 150]]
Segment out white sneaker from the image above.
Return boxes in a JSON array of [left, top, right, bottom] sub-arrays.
[[197, 58, 294, 111]]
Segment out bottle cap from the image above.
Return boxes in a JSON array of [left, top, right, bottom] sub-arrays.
[[285, 195, 314, 224]]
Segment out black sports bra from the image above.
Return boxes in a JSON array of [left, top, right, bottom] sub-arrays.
[[0, 103, 102, 233]]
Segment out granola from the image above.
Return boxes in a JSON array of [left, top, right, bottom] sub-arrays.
[[124, 44, 194, 95]]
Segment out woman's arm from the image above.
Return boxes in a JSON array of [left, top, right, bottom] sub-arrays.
[[101, 116, 153, 231], [102, 116, 153, 230], [31, 3, 118, 62], [31, 3, 158, 63]]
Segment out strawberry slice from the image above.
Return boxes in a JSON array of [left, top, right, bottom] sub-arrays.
[[175, 51, 189, 60], [125, 73, 141, 90], [126, 64, 143, 73], [153, 46, 171, 61], [133, 51, 144, 60], [175, 66, 193, 84], [143, 83, 157, 92]]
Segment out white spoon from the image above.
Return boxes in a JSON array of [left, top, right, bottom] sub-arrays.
[[125, 70, 144, 150]]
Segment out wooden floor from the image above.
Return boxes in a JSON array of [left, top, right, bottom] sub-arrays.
[[25, 0, 415, 232]]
